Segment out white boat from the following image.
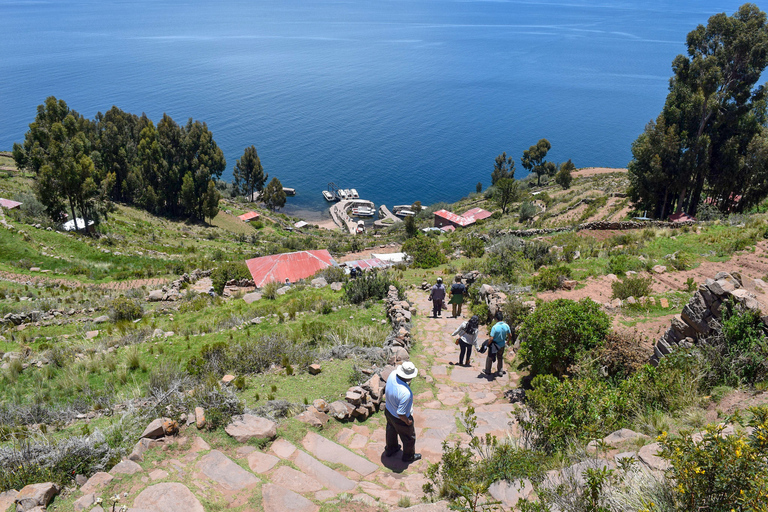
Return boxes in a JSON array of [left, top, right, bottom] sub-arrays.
[[351, 206, 375, 217], [349, 189, 360, 199], [356, 220, 366, 233], [336, 189, 348, 200], [395, 209, 415, 217], [343, 189, 353, 199], [322, 190, 335, 202]]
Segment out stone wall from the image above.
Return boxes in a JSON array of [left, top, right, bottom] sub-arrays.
[[651, 271, 768, 365], [312, 285, 414, 422]]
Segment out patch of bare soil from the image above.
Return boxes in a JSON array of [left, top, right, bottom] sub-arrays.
[[706, 390, 768, 422], [546, 203, 588, 226], [336, 244, 402, 264], [607, 203, 632, 221], [573, 167, 628, 177], [584, 197, 620, 223]]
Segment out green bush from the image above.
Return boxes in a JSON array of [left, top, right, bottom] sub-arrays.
[[344, 270, 403, 305], [606, 254, 642, 275], [519, 201, 538, 222], [262, 281, 280, 300], [460, 236, 485, 258], [109, 296, 143, 322], [211, 261, 251, 295], [402, 235, 447, 269], [518, 298, 610, 378], [611, 275, 653, 300], [518, 374, 633, 453], [533, 265, 572, 291]]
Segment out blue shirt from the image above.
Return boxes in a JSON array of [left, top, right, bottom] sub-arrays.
[[385, 370, 413, 418], [490, 321, 511, 348]]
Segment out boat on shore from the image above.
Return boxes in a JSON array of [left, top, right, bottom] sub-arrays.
[[322, 190, 335, 202], [356, 220, 366, 234], [350, 206, 375, 217]]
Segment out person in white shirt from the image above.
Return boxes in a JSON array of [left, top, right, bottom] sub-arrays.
[[383, 362, 421, 463], [452, 315, 480, 367]]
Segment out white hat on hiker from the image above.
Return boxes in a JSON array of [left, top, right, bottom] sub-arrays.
[[395, 361, 418, 380]]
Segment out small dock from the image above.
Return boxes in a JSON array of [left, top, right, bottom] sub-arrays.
[[374, 205, 402, 229], [330, 199, 375, 235]]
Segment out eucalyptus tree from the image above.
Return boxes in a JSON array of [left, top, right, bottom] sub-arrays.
[[491, 152, 515, 185], [521, 139, 555, 186], [233, 145, 267, 200]]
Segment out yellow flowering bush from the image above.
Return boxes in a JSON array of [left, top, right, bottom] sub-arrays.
[[658, 406, 768, 512]]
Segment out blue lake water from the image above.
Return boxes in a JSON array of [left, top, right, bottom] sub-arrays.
[[0, 0, 755, 220]]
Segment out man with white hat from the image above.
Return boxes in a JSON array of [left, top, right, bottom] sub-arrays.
[[383, 361, 421, 463]]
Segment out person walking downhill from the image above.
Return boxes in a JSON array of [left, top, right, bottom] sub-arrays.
[[448, 275, 467, 318], [452, 315, 480, 367], [485, 311, 512, 377], [428, 277, 446, 318], [383, 362, 421, 463]]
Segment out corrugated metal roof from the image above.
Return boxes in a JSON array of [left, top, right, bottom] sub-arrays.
[[343, 258, 391, 270], [462, 207, 492, 222], [245, 250, 337, 287], [0, 198, 22, 209], [238, 211, 260, 222], [433, 209, 473, 227], [440, 225, 456, 233]]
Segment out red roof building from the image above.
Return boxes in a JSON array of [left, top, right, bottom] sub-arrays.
[[245, 250, 337, 287], [433, 207, 492, 229], [238, 211, 260, 222], [0, 198, 22, 209]]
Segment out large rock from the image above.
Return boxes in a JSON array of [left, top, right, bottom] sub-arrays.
[[488, 479, 533, 509], [196, 450, 259, 490], [311, 277, 328, 288], [225, 414, 277, 442], [141, 418, 171, 439], [638, 442, 670, 472], [73, 493, 96, 512], [93, 315, 110, 324], [15, 483, 59, 512], [681, 291, 711, 335], [80, 472, 113, 494], [330, 282, 344, 291], [147, 290, 164, 302], [242, 292, 262, 304], [133, 483, 204, 512], [295, 410, 329, 428], [602, 428, 649, 446], [0, 490, 18, 512], [110, 459, 143, 475], [387, 346, 410, 365]]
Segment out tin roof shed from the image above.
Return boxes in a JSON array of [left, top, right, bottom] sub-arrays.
[[0, 198, 22, 209], [238, 211, 260, 222], [245, 250, 337, 287]]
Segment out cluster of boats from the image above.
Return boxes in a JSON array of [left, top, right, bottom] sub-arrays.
[[322, 188, 359, 202]]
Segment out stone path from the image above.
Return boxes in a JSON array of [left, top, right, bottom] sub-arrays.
[[66, 288, 518, 511]]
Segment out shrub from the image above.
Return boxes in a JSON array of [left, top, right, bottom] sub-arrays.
[[611, 275, 652, 300], [657, 407, 768, 511], [606, 254, 642, 275], [518, 374, 632, 453], [402, 235, 447, 268], [533, 265, 572, 291], [344, 270, 403, 304], [522, 240, 555, 269], [262, 281, 280, 300], [519, 201, 538, 222], [518, 298, 610, 378], [460, 236, 485, 258], [211, 261, 251, 295], [109, 296, 143, 322], [596, 331, 652, 381]]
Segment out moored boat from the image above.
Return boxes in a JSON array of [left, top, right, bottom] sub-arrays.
[[336, 189, 348, 200], [351, 206, 375, 217], [322, 190, 335, 202], [356, 220, 366, 233], [349, 188, 360, 199], [394, 209, 415, 217]]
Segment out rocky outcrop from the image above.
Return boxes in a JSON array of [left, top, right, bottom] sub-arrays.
[[147, 269, 212, 302], [651, 271, 767, 365]]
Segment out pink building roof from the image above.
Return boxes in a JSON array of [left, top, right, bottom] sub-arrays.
[[462, 208, 492, 222], [245, 250, 337, 287], [238, 211, 260, 222], [433, 209, 474, 227], [0, 198, 22, 209]]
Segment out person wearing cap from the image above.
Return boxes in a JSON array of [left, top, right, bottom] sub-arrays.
[[485, 311, 512, 377], [428, 278, 446, 318], [383, 362, 421, 463]]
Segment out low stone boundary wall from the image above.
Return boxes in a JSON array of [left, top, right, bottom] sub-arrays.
[[651, 271, 767, 365]]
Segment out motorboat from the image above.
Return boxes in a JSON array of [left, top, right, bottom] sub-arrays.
[[349, 189, 360, 199], [351, 206, 375, 217], [336, 189, 348, 200], [356, 220, 366, 233], [395, 209, 415, 217], [322, 190, 335, 202], [343, 189, 353, 199], [283, 187, 296, 196]]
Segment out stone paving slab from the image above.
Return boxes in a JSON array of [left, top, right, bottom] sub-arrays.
[[271, 466, 323, 493], [292, 450, 357, 492], [270, 438, 297, 459], [261, 483, 319, 512], [196, 450, 260, 491], [133, 483, 204, 512], [301, 431, 378, 476], [247, 451, 280, 474]]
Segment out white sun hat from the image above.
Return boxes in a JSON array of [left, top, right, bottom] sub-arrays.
[[395, 361, 419, 380]]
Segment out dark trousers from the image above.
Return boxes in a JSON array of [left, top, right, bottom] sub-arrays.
[[459, 342, 472, 365], [385, 408, 416, 458], [432, 299, 444, 317], [485, 345, 505, 374]]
